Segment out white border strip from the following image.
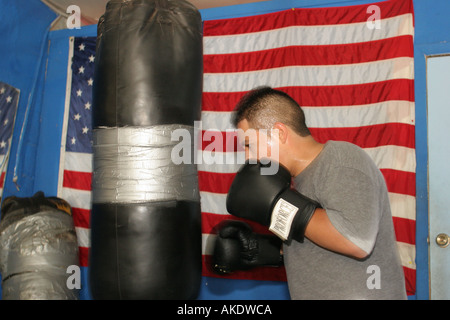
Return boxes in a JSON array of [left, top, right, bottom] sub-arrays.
[[57, 37, 75, 198]]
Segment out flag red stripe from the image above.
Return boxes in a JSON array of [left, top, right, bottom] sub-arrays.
[[403, 266, 416, 296], [309, 123, 415, 149], [202, 211, 272, 235], [199, 123, 415, 152], [204, 36, 413, 73], [63, 170, 92, 191], [72, 207, 90, 229], [200, 168, 414, 199], [79, 246, 89, 267], [201, 79, 415, 111], [200, 130, 240, 152], [0, 171, 5, 188], [380, 168, 416, 196], [199, 171, 234, 194], [393, 216, 416, 245], [203, 0, 412, 36]]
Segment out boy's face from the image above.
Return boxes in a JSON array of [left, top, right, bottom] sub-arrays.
[[236, 118, 281, 165]]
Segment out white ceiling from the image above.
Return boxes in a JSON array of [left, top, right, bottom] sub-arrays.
[[42, 0, 269, 29]]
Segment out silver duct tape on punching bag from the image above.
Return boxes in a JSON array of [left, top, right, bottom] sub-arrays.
[[90, 127, 202, 300], [0, 208, 79, 300], [92, 126, 199, 204], [89, 0, 203, 300]]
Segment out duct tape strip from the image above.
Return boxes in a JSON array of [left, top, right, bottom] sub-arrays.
[[0, 210, 79, 300], [92, 125, 200, 204]]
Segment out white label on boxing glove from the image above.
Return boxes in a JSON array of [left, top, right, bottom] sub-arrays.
[[269, 198, 299, 241]]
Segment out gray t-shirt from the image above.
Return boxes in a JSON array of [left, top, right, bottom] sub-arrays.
[[283, 140, 407, 300]]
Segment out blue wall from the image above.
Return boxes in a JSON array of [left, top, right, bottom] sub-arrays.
[[0, 0, 56, 199], [1, 0, 449, 300]]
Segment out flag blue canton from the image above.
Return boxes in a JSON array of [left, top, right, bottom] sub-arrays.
[[66, 37, 96, 154], [0, 82, 19, 156]]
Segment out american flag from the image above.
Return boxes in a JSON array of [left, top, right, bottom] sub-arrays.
[[58, 0, 416, 297], [58, 37, 95, 267], [199, 0, 416, 296], [0, 82, 20, 200]]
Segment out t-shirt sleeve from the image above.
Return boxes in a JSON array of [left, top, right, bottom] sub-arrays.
[[319, 165, 382, 255]]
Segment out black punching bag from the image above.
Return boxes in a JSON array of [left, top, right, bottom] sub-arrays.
[[89, 0, 203, 299]]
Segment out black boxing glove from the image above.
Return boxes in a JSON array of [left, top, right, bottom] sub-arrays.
[[212, 220, 283, 274], [226, 160, 319, 243]]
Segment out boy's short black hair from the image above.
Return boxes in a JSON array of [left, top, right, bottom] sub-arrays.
[[232, 86, 310, 137]]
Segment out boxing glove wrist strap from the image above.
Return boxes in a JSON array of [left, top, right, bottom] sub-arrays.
[[256, 234, 284, 266], [269, 189, 318, 243]]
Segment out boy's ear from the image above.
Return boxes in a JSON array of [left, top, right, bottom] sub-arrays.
[[273, 122, 288, 144]]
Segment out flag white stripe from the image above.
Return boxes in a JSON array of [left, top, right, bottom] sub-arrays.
[[200, 189, 415, 221], [197, 145, 415, 174], [75, 226, 90, 248], [363, 145, 415, 173], [0, 154, 6, 171], [64, 151, 93, 172], [200, 111, 234, 131], [61, 187, 92, 210], [203, 233, 216, 256], [200, 191, 229, 215], [201, 101, 414, 130], [303, 102, 415, 128], [388, 193, 416, 221], [198, 152, 244, 173], [203, 14, 414, 55], [197, 151, 245, 173], [203, 57, 414, 92], [397, 241, 416, 269]]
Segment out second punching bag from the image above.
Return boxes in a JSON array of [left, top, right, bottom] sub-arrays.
[[90, 0, 203, 299]]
